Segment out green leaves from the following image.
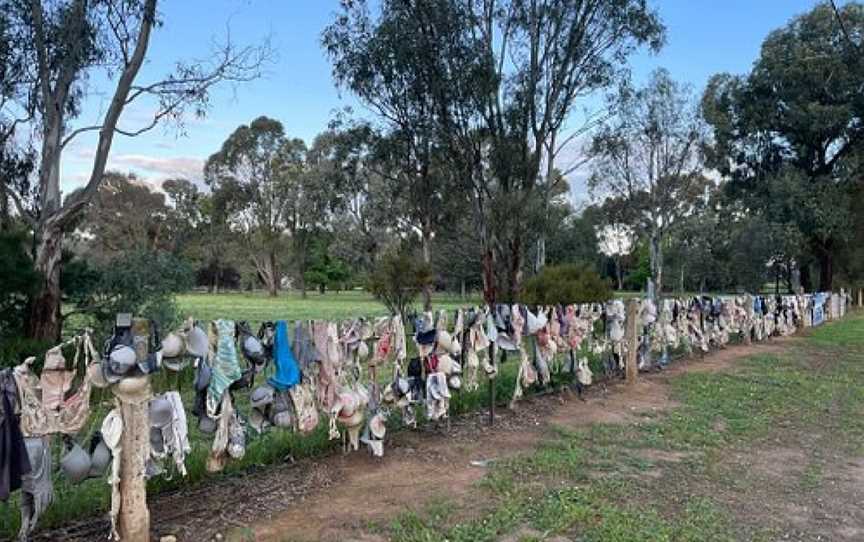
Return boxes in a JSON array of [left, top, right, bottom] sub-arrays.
[[701, 3, 864, 289], [63, 250, 194, 331], [366, 248, 433, 316], [519, 263, 612, 305], [0, 229, 40, 338]]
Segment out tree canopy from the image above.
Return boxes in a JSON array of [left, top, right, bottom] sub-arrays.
[[702, 2, 864, 291]]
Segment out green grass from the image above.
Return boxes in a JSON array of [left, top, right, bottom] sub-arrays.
[[806, 310, 864, 347], [380, 311, 864, 542], [176, 290, 481, 328]]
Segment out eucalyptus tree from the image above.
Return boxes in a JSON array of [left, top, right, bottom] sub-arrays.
[[292, 130, 358, 297], [162, 177, 242, 293], [322, 6, 465, 309], [204, 117, 306, 297], [0, 8, 36, 231], [596, 223, 634, 291], [702, 2, 864, 290], [588, 68, 708, 304], [321, 124, 396, 276], [0, 0, 269, 339], [366, 131, 469, 309], [324, 0, 664, 304], [77, 171, 172, 263]]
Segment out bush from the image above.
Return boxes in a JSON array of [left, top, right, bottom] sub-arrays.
[[519, 264, 612, 305], [64, 251, 194, 332], [366, 249, 433, 316], [624, 242, 650, 291], [0, 230, 40, 339], [0, 337, 53, 369]]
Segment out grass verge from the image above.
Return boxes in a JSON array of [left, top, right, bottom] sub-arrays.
[[379, 312, 864, 542]]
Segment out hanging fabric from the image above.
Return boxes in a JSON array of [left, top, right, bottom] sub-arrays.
[[18, 435, 52, 541], [14, 333, 98, 437], [206, 319, 243, 417], [1, 369, 31, 502], [268, 320, 301, 391]]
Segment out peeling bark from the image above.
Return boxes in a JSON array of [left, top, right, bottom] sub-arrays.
[[27, 222, 63, 341]]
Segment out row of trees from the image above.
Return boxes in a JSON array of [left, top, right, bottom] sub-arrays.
[[323, 0, 864, 310], [0, 0, 270, 340], [1, 0, 862, 343], [589, 1, 864, 307]]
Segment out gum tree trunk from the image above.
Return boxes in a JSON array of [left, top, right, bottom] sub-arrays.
[[26, 0, 158, 341], [647, 230, 663, 305], [504, 235, 524, 303], [254, 251, 279, 297], [28, 221, 64, 341], [818, 248, 834, 292], [28, 88, 64, 341], [421, 227, 432, 311]]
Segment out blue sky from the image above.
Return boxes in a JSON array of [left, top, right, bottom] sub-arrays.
[[61, 0, 829, 200]]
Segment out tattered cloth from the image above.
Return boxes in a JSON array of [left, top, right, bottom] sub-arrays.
[[13, 333, 99, 437], [18, 435, 52, 541]]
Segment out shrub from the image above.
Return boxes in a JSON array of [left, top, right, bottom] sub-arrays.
[[366, 249, 433, 316], [624, 242, 650, 291], [519, 264, 612, 305], [64, 251, 194, 332], [0, 230, 40, 339], [0, 337, 53, 369]]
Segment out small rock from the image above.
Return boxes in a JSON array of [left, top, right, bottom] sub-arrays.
[[160, 537, 177, 542]]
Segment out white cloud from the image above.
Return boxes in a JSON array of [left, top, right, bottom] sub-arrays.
[[107, 154, 205, 183], [71, 145, 96, 161], [60, 153, 206, 196], [60, 172, 90, 193]]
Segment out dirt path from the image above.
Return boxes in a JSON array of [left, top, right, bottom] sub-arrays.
[[227, 340, 789, 542], [30, 338, 791, 542]]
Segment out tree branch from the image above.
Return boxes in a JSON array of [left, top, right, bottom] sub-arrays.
[[830, 0, 861, 52], [53, 0, 158, 228], [1, 185, 36, 228], [29, 0, 53, 110], [54, 11, 271, 226]]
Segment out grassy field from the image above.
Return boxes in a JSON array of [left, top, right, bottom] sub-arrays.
[[174, 289, 786, 327], [176, 290, 481, 326], [377, 312, 864, 541]]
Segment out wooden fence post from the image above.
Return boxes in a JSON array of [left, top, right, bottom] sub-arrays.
[[114, 376, 152, 542], [488, 342, 496, 426], [625, 299, 639, 385], [858, 288, 862, 308]]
